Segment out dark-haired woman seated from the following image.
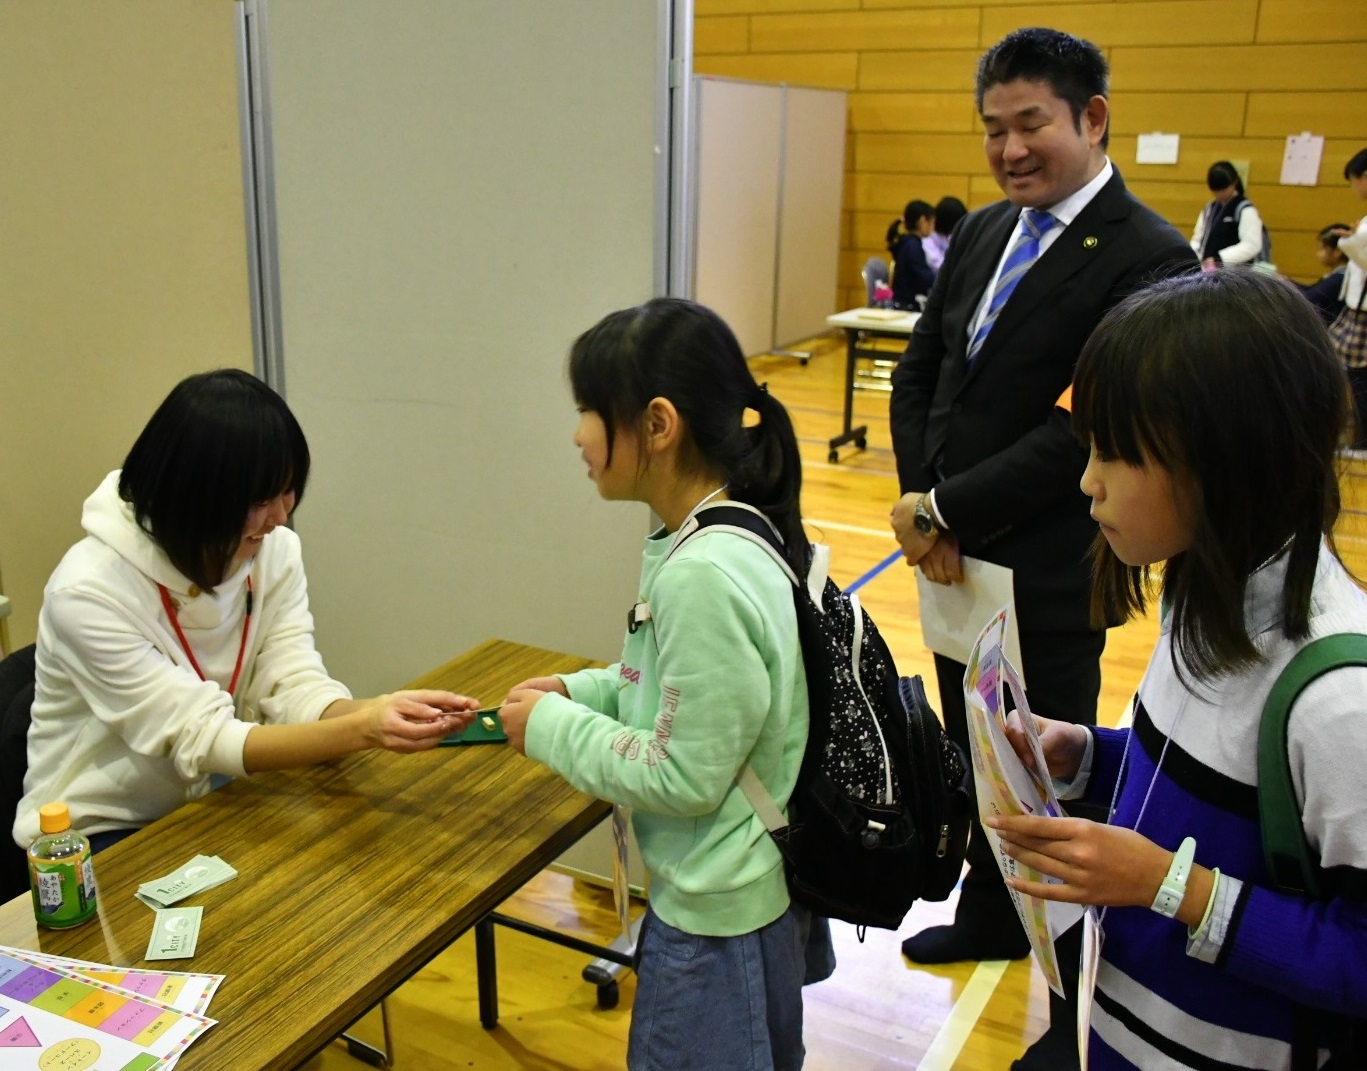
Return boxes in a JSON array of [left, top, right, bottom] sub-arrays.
[[13, 369, 478, 852]]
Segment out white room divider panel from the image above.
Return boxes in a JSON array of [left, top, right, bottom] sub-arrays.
[[772, 86, 847, 349], [251, 0, 671, 693], [691, 78, 784, 359], [690, 76, 846, 358]]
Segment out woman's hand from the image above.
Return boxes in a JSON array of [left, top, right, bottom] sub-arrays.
[[986, 815, 1171, 908], [1003, 710, 1090, 781], [498, 688, 550, 756], [359, 690, 479, 752]]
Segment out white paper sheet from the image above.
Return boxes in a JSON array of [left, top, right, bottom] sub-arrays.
[[916, 556, 1024, 685], [1281, 132, 1324, 186], [1135, 132, 1180, 165]]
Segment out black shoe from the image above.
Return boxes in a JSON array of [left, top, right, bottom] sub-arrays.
[[900, 922, 1030, 965], [1010, 1022, 1080, 1071]]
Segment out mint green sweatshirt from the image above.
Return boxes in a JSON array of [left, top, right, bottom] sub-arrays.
[[525, 526, 809, 937]]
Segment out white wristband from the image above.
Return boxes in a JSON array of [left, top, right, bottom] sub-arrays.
[[1151, 836, 1196, 918]]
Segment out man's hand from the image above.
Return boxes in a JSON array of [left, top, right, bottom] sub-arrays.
[[918, 533, 962, 585], [891, 492, 938, 566]]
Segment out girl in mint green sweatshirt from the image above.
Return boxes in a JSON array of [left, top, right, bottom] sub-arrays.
[[498, 298, 827, 1070]]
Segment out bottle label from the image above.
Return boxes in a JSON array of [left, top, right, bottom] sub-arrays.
[[29, 850, 98, 928]]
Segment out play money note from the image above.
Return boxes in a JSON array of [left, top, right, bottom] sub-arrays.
[[137, 854, 238, 908], [145, 906, 203, 961]]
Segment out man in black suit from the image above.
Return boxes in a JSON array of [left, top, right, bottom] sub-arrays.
[[889, 28, 1196, 1071]]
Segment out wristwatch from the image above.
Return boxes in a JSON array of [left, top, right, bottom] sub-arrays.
[[913, 494, 942, 537]]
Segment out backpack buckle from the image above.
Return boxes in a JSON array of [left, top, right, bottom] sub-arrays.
[[627, 602, 651, 634]]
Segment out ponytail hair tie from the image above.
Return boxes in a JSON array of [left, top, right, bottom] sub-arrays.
[[750, 382, 769, 410]]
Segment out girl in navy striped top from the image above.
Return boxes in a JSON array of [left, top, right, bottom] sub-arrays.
[[989, 269, 1367, 1069]]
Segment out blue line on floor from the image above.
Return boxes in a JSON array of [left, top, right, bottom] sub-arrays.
[[847, 549, 902, 593]]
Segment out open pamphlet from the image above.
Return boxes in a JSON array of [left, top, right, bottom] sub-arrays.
[[963, 606, 1084, 995]]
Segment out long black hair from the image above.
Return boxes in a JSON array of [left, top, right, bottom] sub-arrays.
[[119, 369, 310, 591], [567, 298, 811, 578], [1073, 269, 1350, 682]]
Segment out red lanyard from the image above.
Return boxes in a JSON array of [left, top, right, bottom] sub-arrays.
[[157, 578, 254, 698]]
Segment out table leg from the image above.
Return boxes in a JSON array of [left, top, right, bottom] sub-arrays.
[[827, 328, 868, 463], [476, 916, 499, 1029]]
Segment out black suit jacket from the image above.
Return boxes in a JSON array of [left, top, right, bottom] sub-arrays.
[[890, 169, 1197, 633]]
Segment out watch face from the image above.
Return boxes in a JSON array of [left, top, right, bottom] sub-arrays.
[[914, 507, 934, 535]]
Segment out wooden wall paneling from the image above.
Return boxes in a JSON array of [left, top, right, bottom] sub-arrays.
[[969, 173, 1005, 208], [1108, 92, 1248, 137], [1245, 92, 1366, 139], [849, 91, 978, 133], [696, 0, 858, 13], [1252, 183, 1363, 231], [694, 15, 750, 53], [1255, 0, 1357, 44], [852, 171, 974, 213], [981, 0, 1258, 49], [749, 9, 981, 53], [859, 48, 981, 91], [856, 132, 989, 174], [694, 51, 858, 88], [1110, 43, 1367, 91]]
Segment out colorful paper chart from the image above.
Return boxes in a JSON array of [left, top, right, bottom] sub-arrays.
[[0, 949, 214, 1071], [16, 949, 223, 1016]]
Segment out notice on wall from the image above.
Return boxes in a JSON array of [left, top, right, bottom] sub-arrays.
[[1135, 132, 1180, 165], [1281, 132, 1324, 186]]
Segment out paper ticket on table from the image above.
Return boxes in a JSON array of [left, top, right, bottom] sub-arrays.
[[146, 907, 203, 961], [963, 605, 1084, 995], [136, 854, 237, 908]]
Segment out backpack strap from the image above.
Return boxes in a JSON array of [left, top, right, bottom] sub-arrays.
[[666, 502, 825, 833], [1258, 633, 1367, 898]]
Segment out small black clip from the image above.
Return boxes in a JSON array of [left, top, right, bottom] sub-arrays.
[[627, 602, 649, 634]]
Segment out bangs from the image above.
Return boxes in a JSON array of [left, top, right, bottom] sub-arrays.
[[1072, 296, 1189, 472], [567, 306, 652, 455]]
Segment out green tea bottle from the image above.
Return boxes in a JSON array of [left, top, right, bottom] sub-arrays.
[[27, 802, 97, 928]]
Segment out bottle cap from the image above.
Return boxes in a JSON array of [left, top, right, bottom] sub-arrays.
[[38, 803, 71, 834]]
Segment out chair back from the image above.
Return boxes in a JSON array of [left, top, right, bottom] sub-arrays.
[[0, 645, 36, 900], [861, 257, 889, 306]]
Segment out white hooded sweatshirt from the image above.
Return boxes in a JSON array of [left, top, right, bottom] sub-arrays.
[[14, 471, 351, 846]]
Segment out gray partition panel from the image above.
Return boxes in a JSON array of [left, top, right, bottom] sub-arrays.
[[691, 78, 783, 358], [773, 86, 846, 349], [262, 0, 661, 692]]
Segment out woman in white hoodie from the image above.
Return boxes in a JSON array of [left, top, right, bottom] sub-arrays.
[[14, 370, 478, 851]]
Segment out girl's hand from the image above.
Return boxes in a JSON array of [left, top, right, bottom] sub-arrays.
[[1003, 711, 1090, 781], [363, 690, 478, 752], [498, 688, 549, 756], [986, 814, 1170, 908], [507, 676, 568, 698]]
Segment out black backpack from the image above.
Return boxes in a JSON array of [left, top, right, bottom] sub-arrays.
[[666, 503, 972, 930], [1259, 635, 1367, 1070]]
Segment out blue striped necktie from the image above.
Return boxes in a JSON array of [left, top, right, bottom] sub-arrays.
[[967, 209, 1057, 363]]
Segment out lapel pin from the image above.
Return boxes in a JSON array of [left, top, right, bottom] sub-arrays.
[[1083, 236, 1099, 249]]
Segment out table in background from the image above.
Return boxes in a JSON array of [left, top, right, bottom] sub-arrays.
[[823, 307, 920, 462], [0, 639, 609, 1070]]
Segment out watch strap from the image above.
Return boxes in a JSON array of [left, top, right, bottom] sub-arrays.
[[1151, 835, 1197, 918]]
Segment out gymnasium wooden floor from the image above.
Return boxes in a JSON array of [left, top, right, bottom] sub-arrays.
[[307, 334, 1367, 1070]]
